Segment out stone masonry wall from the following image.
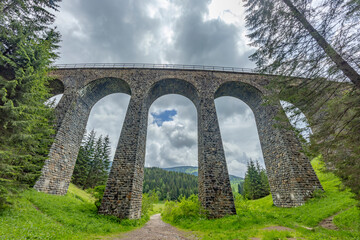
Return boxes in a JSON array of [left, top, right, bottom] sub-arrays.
[[35, 68, 323, 219]]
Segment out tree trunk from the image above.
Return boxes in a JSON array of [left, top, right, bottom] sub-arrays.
[[282, 0, 360, 89]]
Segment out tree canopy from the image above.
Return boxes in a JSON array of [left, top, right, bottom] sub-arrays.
[[241, 159, 270, 200], [243, 0, 360, 200], [0, 0, 61, 209], [72, 130, 111, 189]]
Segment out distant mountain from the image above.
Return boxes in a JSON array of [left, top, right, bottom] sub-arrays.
[[163, 166, 198, 176], [162, 166, 244, 192], [162, 166, 243, 180]]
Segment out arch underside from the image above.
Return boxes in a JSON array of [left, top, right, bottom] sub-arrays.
[[215, 82, 323, 207], [34, 77, 131, 195], [35, 72, 323, 220]]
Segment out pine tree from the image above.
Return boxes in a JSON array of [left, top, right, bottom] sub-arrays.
[[72, 130, 111, 189], [84, 135, 104, 189], [243, 159, 270, 200], [0, 0, 61, 209], [238, 182, 244, 195], [72, 131, 96, 187], [99, 135, 111, 184]]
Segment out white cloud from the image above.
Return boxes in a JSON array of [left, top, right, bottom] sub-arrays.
[[145, 95, 198, 168]]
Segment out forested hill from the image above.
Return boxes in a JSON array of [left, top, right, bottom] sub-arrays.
[[143, 167, 198, 201], [143, 166, 244, 200], [162, 166, 244, 183]]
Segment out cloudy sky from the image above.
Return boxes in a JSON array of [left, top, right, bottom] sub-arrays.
[[52, 0, 266, 177]]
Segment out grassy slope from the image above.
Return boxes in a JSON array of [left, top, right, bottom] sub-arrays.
[[0, 184, 144, 240], [163, 157, 360, 240]]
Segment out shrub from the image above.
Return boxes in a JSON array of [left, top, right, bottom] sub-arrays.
[[141, 190, 159, 218], [162, 194, 206, 223], [86, 185, 105, 209], [234, 192, 250, 212]]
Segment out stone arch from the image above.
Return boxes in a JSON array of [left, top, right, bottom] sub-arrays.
[[214, 81, 263, 110], [214, 81, 322, 207], [79, 77, 131, 106], [145, 78, 200, 109], [34, 77, 132, 195]]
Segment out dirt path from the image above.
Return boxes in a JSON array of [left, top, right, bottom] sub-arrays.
[[319, 213, 339, 230], [114, 214, 194, 240]]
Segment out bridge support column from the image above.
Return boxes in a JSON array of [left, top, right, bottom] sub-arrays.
[[98, 95, 148, 219], [198, 97, 236, 218], [254, 102, 323, 207], [34, 95, 91, 195], [53, 90, 78, 132]]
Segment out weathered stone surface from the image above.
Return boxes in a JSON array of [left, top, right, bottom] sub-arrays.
[[35, 68, 323, 219]]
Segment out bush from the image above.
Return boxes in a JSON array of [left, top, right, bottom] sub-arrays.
[[233, 192, 250, 212], [162, 194, 206, 223], [141, 190, 159, 218], [86, 185, 105, 210]]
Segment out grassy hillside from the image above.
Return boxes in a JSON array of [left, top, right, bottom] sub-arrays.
[[162, 166, 244, 192], [162, 157, 360, 239], [0, 184, 145, 239]]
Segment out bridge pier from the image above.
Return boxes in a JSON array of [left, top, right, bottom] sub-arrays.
[[198, 96, 236, 218], [254, 102, 323, 206], [98, 95, 148, 219], [34, 94, 91, 194]]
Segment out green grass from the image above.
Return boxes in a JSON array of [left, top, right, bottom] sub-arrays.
[[67, 184, 95, 203], [0, 183, 145, 239], [162, 157, 360, 239], [149, 202, 165, 215]]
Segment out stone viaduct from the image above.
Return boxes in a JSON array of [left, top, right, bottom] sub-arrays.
[[34, 64, 323, 219]]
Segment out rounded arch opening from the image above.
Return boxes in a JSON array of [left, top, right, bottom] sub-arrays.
[[280, 100, 313, 142], [214, 81, 267, 196], [45, 79, 65, 108], [215, 81, 264, 111], [214, 96, 265, 178], [70, 77, 132, 189], [144, 93, 198, 201]]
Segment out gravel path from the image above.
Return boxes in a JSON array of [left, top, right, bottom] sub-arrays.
[[115, 214, 193, 240]]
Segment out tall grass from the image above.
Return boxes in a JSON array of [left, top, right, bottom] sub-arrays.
[[161, 157, 359, 239], [0, 183, 146, 239]]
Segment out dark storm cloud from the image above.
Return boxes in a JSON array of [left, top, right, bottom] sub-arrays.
[[165, 0, 254, 67], [55, 0, 254, 67], [56, 0, 164, 63]]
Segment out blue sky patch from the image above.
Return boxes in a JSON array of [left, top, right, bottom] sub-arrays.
[[151, 109, 177, 126]]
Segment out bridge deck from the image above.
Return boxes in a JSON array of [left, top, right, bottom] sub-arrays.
[[53, 63, 263, 74]]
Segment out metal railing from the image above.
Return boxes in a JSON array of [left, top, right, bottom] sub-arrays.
[[52, 63, 265, 74]]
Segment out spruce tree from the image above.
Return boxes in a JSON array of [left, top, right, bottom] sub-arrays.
[[99, 135, 111, 185], [0, 0, 61, 209], [72, 131, 96, 187], [243, 159, 270, 200], [72, 130, 111, 189]]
